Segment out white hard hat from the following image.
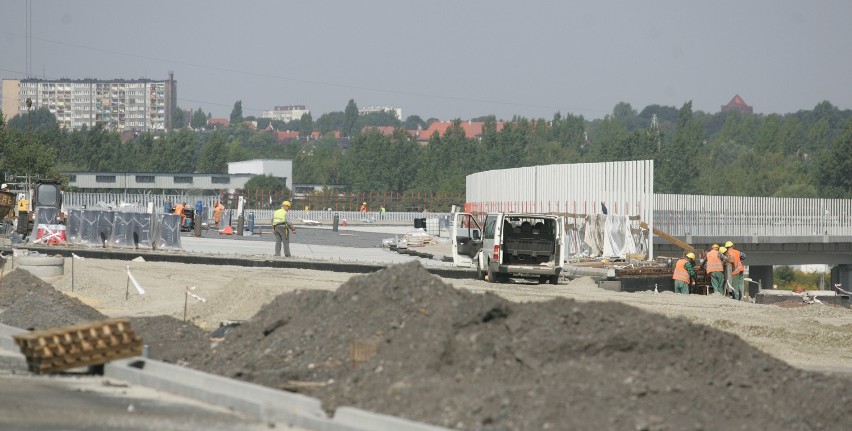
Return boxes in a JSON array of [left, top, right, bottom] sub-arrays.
[[0, 184, 7, 189]]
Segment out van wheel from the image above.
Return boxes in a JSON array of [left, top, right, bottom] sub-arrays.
[[475, 260, 485, 281], [538, 275, 548, 284], [486, 262, 498, 283], [549, 275, 559, 285]]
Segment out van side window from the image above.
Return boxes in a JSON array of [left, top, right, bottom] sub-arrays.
[[483, 215, 497, 239]]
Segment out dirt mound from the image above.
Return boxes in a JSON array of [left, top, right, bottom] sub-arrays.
[[130, 316, 210, 364], [0, 269, 57, 307], [0, 269, 106, 330], [196, 261, 852, 430]]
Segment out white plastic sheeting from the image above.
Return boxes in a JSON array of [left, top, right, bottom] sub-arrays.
[[154, 214, 182, 250]]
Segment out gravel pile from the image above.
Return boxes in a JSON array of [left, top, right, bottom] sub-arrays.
[[130, 315, 211, 364], [0, 269, 106, 329], [194, 261, 852, 430]]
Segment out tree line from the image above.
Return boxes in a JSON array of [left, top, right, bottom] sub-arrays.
[[1, 99, 850, 199]]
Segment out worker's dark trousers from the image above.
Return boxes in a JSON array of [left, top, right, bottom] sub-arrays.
[[274, 225, 291, 257]]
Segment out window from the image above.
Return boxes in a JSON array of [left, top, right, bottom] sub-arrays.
[[135, 175, 154, 183], [173, 176, 193, 184], [483, 215, 497, 239], [211, 176, 230, 184], [96, 175, 116, 183]]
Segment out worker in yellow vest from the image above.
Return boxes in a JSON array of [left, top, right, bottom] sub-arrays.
[[272, 200, 296, 257], [672, 252, 696, 294], [705, 244, 725, 295]]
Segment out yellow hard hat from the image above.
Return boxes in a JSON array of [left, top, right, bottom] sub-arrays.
[[686, 252, 696, 260], [719, 246, 727, 253], [282, 200, 291, 207], [711, 244, 719, 249], [725, 241, 734, 248], [362, 202, 367, 205]]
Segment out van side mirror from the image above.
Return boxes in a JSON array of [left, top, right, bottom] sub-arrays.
[[472, 229, 481, 240]]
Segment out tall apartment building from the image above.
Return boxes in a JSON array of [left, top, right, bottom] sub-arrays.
[[261, 105, 310, 122], [1, 72, 177, 131]]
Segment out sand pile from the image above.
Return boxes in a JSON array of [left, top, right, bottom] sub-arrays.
[[195, 261, 852, 430]]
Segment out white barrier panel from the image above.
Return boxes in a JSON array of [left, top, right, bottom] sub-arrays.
[[155, 214, 182, 250], [66, 209, 82, 244], [109, 212, 136, 249]]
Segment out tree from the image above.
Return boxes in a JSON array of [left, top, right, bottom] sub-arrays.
[[196, 131, 229, 173], [342, 99, 358, 137], [656, 101, 704, 193], [191, 107, 208, 129], [814, 118, 852, 198], [403, 115, 426, 131], [172, 107, 188, 129], [299, 112, 313, 137], [244, 174, 288, 194], [6, 107, 59, 132], [230, 100, 243, 124], [0, 128, 57, 176]]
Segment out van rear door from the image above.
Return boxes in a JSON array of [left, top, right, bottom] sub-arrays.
[[451, 212, 482, 267]]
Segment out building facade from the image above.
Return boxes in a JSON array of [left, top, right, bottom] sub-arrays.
[[2, 72, 177, 131], [261, 105, 310, 122], [359, 105, 402, 120], [228, 159, 293, 191]]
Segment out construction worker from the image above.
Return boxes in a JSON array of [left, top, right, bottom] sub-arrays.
[[173, 201, 186, 226], [272, 200, 296, 257], [360, 201, 368, 214], [672, 252, 696, 294], [212, 201, 225, 230], [725, 241, 745, 300], [706, 244, 725, 295]]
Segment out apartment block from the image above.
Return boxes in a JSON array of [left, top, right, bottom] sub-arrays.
[[261, 105, 310, 122], [1, 72, 177, 131]]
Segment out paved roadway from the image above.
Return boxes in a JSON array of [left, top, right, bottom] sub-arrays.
[[182, 223, 456, 267]]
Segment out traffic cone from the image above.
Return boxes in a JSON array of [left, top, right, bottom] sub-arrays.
[[220, 225, 234, 235]]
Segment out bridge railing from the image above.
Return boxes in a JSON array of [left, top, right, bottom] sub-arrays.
[[655, 194, 852, 237]]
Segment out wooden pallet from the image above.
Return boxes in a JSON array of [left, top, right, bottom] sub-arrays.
[[13, 318, 142, 374]]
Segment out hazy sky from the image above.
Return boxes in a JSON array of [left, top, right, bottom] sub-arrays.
[[1, 0, 850, 121]]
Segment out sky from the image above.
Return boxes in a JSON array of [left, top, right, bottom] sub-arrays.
[[1, 0, 850, 122]]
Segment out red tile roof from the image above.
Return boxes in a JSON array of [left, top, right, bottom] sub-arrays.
[[417, 121, 504, 141], [276, 131, 299, 142], [207, 118, 229, 127]]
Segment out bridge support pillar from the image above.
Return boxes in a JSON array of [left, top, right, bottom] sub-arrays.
[[831, 264, 852, 292], [747, 265, 773, 297]]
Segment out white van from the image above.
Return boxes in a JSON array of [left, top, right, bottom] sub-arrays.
[[451, 212, 565, 284]]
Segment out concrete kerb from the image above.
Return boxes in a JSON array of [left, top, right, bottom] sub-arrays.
[[0, 323, 449, 431], [104, 358, 452, 430]]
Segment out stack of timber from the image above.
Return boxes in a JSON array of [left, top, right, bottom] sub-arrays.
[[13, 318, 142, 374]]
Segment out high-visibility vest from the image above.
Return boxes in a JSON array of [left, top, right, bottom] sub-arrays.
[[706, 249, 723, 273], [673, 259, 691, 283], [729, 248, 744, 275], [272, 208, 288, 226]]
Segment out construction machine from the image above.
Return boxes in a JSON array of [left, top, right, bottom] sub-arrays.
[[15, 177, 64, 239]]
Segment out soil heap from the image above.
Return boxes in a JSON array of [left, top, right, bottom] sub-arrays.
[[0, 269, 106, 329], [196, 261, 852, 430]]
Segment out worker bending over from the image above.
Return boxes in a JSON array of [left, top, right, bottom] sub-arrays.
[[672, 252, 696, 294], [272, 200, 296, 257]]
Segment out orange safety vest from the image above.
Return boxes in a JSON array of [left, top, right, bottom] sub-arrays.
[[728, 248, 744, 275], [673, 258, 691, 283], [705, 249, 723, 273]]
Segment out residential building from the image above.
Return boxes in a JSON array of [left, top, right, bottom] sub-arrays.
[[359, 106, 402, 120], [417, 120, 505, 142], [721, 95, 753, 114], [1, 72, 177, 131], [261, 105, 309, 122]]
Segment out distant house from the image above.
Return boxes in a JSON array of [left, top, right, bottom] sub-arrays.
[[721, 95, 753, 114], [417, 120, 505, 142], [207, 118, 230, 129], [276, 130, 300, 143]]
